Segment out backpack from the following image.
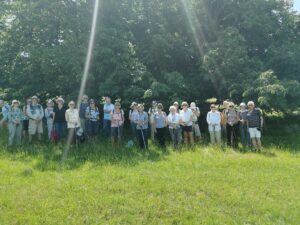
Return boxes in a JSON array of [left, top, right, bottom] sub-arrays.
[[112, 109, 124, 122]]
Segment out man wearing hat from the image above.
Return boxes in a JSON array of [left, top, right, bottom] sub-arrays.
[[26, 96, 44, 143]]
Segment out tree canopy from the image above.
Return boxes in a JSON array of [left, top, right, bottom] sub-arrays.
[[0, 0, 299, 111]]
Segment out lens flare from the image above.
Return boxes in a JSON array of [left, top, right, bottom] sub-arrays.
[[62, 0, 100, 163]]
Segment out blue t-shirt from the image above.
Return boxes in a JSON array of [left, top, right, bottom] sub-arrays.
[[155, 112, 166, 128], [103, 103, 114, 120]]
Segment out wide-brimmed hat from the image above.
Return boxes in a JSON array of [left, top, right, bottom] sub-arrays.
[[11, 100, 20, 105], [240, 102, 246, 107], [190, 102, 197, 109]]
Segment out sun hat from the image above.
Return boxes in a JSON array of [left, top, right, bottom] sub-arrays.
[[56, 97, 64, 104]]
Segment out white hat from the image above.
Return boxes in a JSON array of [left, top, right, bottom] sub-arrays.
[[190, 102, 197, 109], [12, 100, 20, 105], [31, 95, 38, 100], [56, 97, 64, 104], [240, 102, 246, 107]]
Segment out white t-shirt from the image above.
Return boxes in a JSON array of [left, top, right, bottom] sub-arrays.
[[103, 103, 114, 120], [180, 109, 193, 126], [206, 111, 221, 132], [167, 113, 181, 129]]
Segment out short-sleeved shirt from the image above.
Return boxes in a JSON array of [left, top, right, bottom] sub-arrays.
[[79, 102, 89, 119], [110, 110, 124, 127], [167, 113, 181, 129], [129, 110, 139, 123], [191, 107, 200, 122], [7, 108, 23, 124], [247, 108, 262, 128], [180, 109, 193, 126], [226, 110, 238, 124], [154, 112, 166, 128], [238, 110, 248, 121], [54, 106, 67, 123], [103, 103, 114, 120], [136, 111, 149, 130], [86, 107, 99, 122], [1, 104, 10, 118]]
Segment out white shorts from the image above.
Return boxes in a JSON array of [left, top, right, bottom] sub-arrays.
[[249, 128, 261, 138]]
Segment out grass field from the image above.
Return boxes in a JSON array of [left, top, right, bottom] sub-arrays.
[[0, 124, 300, 224]]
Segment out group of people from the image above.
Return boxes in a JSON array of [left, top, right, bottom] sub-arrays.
[[0, 96, 263, 151]]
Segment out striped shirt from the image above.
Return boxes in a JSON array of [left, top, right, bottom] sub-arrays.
[[246, 108, 261, 128]]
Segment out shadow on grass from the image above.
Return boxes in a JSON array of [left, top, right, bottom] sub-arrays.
[[0, 139, 172, 172]]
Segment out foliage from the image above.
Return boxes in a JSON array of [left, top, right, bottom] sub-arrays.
[[0, 0, 299, 111]]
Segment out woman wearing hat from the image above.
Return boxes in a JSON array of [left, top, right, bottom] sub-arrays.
[[225, 102, 239, 148], [180, 101, 194, 146], [190, 102, 202, 142], [129, 102, 138, 138], [53, 97, 67, 141], [110, 101, 125, 145], [44, 99, 54, 139], [206, 104, 222, 145], [153, 103, 167, 147], [85, 99, 100, 138], [27, 96, 44, 143], [2, 100, 24, 146], [65, 101, 80, 144], [167, 106, 181, 148]]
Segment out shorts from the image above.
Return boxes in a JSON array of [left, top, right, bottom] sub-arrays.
[[111, 126, 123, 138], [249, 128, 261, 138], [182, 125, 193, 133], [23, 120, 29, 131], [28, 119, 43, 135]]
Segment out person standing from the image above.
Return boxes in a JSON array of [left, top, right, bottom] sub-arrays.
[[27, 96, 44, 143], [1, 100, 23, 146], [0, 99, 10, 129], [148, 100, 157, 141], [190, 102, 201, 142], [167, 106, 181, 148], [79, 94, 89, 133], [136, 104, 149, 149], [206, 104, 221, 145], [110, 102, 125, 145], [225, 102, 239, 148], [238, 102, 250, 147], [53, 97, 67, 141], [129, 102, 139, 138], [180, 101, 194, 146], [246, 101, 263, 151], [85, 99, 100, 138], [44, 100, 54, 139], [22, 98, 31, 139], [103, 97, 114, 137], [153, 103, 167, 147], [65, 101, 80, 145]]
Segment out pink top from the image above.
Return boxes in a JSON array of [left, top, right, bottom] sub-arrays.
[[110, 110, 124, 127]]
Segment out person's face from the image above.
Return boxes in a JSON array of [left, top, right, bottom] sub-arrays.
[[27, 100, 32, 105], [13, 102, 19, 108], [106, 98, 111, 104], [229, 105, 234, 110], [57, 100, 63, 105], [115, 104, 121, 109], [138, 105, 144, 112], [181, 103, 188, 110], [211, 106, 216, 112], [32, 98, 37, 104], [133, 105, 137, 110], [174, 104, 178, 109], [170, 108, 176, 114], [82, 96, 88, 102], [248, 104, 254, 109], [69, 102, 75, 108], [90, 102, 95, 107], [240, 106, 245, 110]]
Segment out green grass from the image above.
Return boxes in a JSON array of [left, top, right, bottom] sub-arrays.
[[0, 131, 300, 224]]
